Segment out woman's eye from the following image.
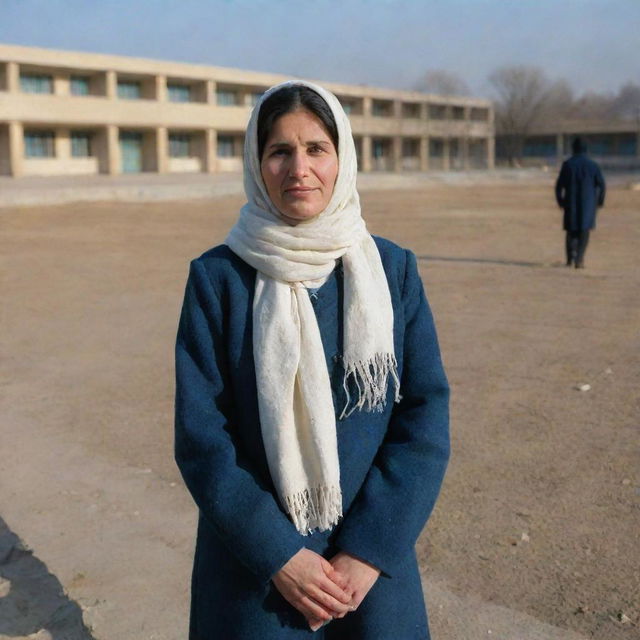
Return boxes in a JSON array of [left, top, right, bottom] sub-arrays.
[[309, 145, 324, 154]]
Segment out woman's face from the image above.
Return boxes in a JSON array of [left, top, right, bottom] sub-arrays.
[[260, 108, 338, 226]]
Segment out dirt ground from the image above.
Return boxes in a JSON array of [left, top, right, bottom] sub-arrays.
[[1, 180, 638, 639]]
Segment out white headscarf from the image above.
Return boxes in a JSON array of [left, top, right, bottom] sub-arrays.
[[226, 80, 400, 535]]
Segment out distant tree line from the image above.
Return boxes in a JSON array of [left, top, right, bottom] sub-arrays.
[[415, 66, 640, 165]]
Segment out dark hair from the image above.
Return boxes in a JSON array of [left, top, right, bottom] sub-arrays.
[[257, 85, 339, 159], [572, 137, 587, 154]]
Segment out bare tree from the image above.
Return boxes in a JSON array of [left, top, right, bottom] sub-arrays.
[[414, 70, 470, 96], [540, 79, 575, 123], [489, 65, 556, 165], [611, 82, 640, 120]]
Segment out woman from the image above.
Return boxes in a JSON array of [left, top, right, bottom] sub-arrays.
[[175, 80, 450, 639]]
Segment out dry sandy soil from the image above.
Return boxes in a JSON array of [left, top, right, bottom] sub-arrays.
[[1, 180, 638, 639]]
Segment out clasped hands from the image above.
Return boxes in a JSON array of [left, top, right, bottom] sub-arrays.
[[272, 548, 381, 632]]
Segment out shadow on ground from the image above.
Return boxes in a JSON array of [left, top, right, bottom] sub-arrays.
[[0, 516, 94, 640], [417, 254, 559, 268]]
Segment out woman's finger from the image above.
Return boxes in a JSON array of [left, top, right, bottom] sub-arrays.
[[297, 594, 334, 623], [321, 565, 353, 601], [305, 582, 352, 615]]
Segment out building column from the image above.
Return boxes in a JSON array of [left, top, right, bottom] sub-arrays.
[[205, 128, 217, 173], [56, 128, 70, 159], [53, 74, 69, 96], [392, 136, 402, 172], [556, 133, 564, 165], [106, 124, 119, 175], [8, 121, 24, 177], [7, 61, 20, 92], [106, 70, 117, 99], [155, 75, 166, 101], [155, 127, 168, 173], [487, 136, 495, 170], [420, 136, 429, 171], [363, 97, 372, 118], [206, 80, 216, 104], [442, 138, 450, 171], [361, 135, 372, 172]]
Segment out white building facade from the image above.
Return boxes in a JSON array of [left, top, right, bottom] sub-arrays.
[[0, 44, 495, 177]]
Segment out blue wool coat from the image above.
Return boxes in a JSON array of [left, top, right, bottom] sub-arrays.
[[174, 236, 450, 639], [555, 153, 606, 231]]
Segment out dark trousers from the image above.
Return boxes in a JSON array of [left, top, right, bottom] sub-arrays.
[[565, 230, 590, 266]]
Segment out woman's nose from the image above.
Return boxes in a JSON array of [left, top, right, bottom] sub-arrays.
[[288, 150, 309, 178]]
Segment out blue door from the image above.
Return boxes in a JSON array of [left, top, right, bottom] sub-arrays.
[[120, 132, 143, 173]]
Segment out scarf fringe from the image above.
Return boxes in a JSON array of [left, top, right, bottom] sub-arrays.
[[340, 352, 401, 420], [285, 486, 343, 535]]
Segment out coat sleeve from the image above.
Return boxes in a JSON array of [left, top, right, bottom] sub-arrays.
[[333, 250, 450, 577], [595, 165, 606, 207], [555, 162, 567, 208], [174, 259, 304, 584]]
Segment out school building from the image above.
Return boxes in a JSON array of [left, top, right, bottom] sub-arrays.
[[0, 43, 495, 178], [497, 120, 640, 170]]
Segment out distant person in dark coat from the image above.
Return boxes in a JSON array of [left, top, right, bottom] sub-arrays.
[[555, 137, 606, 268]]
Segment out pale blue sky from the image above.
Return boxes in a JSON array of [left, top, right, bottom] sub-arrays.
[[1, 0, 637, 97]]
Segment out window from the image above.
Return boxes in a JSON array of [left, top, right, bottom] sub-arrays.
[[428, 104, 447, 120], [452, 106, 465, 120], [70, 76, 90, 96], [429, 138, 444, 157], [372, 100, 392, 117], [337, 97, 362, 116], [470, 107, 489, 122], [169, 134, 191, 157], [118, 80, 142, 99], [217, 90, 238, 106], [71, 131, 92, 157], [402, 103, 421, 119], [402, 138, 420, 157], [372, 139, 388, 158], [168, 84, 191, 103], [20, 74, 53, 94], [618, 135, 637, 156], [24, 131, 55, 157], [217, 134, 235, 157]]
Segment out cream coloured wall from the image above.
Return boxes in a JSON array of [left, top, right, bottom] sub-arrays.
[[0, 43, 495, 176], [168, 157, 201, 173]]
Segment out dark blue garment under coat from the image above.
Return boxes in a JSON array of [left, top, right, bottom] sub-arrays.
[[555, 152, 606, 231], [174, 236, 450, 639]]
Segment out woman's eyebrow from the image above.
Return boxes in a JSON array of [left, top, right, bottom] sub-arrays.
[[267, 141, 291, 150]]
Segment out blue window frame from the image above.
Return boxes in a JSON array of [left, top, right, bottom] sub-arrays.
[[70, 76, 90, 96], [168, 84, 191, 103], [169, 134, 191, 157], [71, 131, 92, 157], [24, 131, 55, 157], [20, 74, 53, 94], [118, 80, 142, 99]]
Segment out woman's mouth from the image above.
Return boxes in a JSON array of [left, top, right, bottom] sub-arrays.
[[284, 187, 316, 197]]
